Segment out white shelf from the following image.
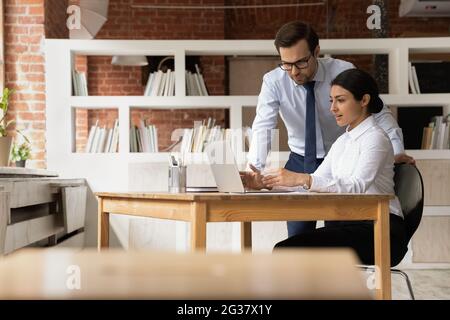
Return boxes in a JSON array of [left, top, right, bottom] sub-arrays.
[[72, 150, 449, 162], [71, 93, 450, 108], [46, 38, 450, 261], [71, 151, 291, 162], [46, 37, 450, 182], [69, 92, 450, 109], [70, 96, 258, 108], [48, 37, 450, 56], [405, 149, 450, 160], [382, 94, 450, 106], [422, 206, 450, 217]]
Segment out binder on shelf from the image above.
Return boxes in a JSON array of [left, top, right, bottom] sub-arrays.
[[104, 126, 113, 153], [111, 119, 119, 152], [408, 62, 417, 94], [411, 65, 421, 94], [420, 114, 450, 150], [85, 120, 98, 153], [84, 119, 118, 153], [421, 127, 433, 150], [177, 117, 245, 155], [185, 64, 209, 96], [163, 69, 171, 96], [144, 72, 155, 96], [72, 70, 89, 96], [398, 106, 443, 150], [195, 64, 209, 96], [144, 68, 175, 97], [130, 120, 159, 152]]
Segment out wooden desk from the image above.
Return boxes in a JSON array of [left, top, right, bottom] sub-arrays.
[[0, 248, 371, 299], [95, 192, 392, 300]]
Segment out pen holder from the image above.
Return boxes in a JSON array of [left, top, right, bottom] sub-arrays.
[[168, 165, 186, 193]]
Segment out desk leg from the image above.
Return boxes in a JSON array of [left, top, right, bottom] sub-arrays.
[[241, 222, 252, 251], [97, 197, 109, 250], [374, 200, 391, 300], [190, 202, 206, 251]]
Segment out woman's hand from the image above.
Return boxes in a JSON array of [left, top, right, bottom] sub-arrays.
[[262, 168, 309, 188], [394, 153, 416, 165], [240, 164, 266, 190]]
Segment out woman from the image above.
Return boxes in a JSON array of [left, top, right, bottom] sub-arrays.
[[262, 68, 408, 266]]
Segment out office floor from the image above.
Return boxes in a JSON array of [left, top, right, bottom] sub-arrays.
[[390, 269, 450, 300]]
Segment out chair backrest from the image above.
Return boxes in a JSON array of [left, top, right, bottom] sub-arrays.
[[393, 163, 425, 241]]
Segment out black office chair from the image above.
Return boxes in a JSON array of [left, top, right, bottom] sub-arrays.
[[360, 163, 424, 299]]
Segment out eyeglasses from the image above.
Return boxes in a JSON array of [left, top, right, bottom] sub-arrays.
[[278, 54, 312, 71]]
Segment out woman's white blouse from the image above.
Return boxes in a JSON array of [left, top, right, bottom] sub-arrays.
[[310, 115, 403, 218]]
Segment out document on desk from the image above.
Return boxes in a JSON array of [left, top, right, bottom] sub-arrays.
[[238, 186, 307, 194]]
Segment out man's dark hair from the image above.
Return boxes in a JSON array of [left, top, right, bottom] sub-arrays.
[[274, 21, 319, 53]]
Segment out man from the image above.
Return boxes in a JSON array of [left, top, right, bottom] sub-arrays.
[[242, 21, 415, 238]]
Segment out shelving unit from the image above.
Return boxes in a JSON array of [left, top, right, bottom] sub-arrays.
[[45, 38, 450, 263]]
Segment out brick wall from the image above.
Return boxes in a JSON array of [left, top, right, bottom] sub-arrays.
[[74, 0, 227, 152], [5, 0, 450, 163], [71, 0, 450, 153], [76, 107, 227, 152], [75, 108, 88, 152], [225, 0, 450, 82], [86, 0, 226, 98], [96, 0, 225, 40], [87, 56, 144, 96], [225, 0, 327, 40], [226, 0, 450, 39], [4, 0, 48, 168], [45, 0, 69, 39], [130, 108, 227, 151]]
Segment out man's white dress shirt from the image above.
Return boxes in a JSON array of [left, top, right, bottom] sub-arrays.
[[248, 57, 405, 169]]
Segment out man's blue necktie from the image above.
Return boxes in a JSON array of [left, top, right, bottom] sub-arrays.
[[304, 81, 317, 174]]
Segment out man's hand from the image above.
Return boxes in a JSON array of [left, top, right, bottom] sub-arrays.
[[261, 168, 306, 188], [240, 164, 266, 190], [394, 153, 416, 165]]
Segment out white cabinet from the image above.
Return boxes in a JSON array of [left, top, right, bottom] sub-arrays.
[[45, 38, 450, 262]]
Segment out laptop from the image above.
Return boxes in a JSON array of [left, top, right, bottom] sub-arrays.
[[205, 140, 296, 194]]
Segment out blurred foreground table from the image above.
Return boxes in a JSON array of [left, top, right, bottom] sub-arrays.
[[0, 248, 371, 299]]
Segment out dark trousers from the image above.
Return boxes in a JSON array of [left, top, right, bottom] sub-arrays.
[[284, 152, 323, 237], [275, 214, 408, 266]]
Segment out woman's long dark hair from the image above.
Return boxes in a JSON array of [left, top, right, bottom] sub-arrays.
[[331, 69, 383, 113]]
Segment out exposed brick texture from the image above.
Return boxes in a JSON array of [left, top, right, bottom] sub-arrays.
[[75, 0, 228, 152], [130, 108, 227, 151], [5, 0, 450, 164], [45, 0, 69, 39], [75, 108, 88, 152], [87, 56, 144, 96], [4, 0, 48, 168], [96, 0, 225, 40]]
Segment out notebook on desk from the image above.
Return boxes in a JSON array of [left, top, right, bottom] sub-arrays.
[[186, 186, 218, 192], [205, 140, 296, 194]]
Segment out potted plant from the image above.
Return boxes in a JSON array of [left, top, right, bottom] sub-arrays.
[[0, 88, 15, 167], [11, 140, 31, 168]]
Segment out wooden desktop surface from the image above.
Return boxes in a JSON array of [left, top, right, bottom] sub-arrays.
[[95, 191, 393, 201], [95, 191, 393, 300], [0, 248, 371, 300]]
